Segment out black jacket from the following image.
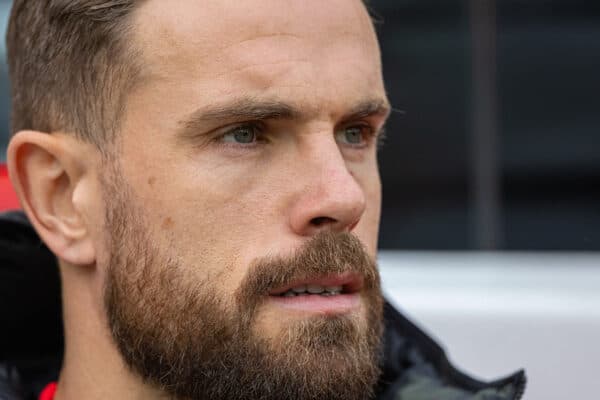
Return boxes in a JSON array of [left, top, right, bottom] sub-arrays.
[[0, 211, 526, 400]]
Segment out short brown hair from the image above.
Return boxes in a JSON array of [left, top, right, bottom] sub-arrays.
[[6, 0, 142, 148], [7, 1, 374, 149]]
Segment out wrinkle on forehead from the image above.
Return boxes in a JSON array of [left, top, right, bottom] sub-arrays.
[[219, 32, 304, 54], [123, 0, 386, 133]]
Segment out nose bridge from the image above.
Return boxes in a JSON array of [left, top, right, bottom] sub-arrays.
[[312, 147, 362, 204], [288, 133, 367, 236]]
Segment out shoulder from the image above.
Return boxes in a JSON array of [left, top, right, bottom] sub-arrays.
[[377, 302, 526, 400]]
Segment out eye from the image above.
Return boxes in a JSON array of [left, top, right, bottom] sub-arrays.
[[335, 124, 373, 147], [219, 123, 261, 144]]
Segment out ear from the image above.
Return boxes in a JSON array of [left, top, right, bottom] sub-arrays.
[[7, 131, 97, 266]]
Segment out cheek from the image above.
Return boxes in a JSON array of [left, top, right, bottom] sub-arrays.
[[117, 132, 383, 292], [351, 163, 382, 256], [124, 162, 282, 294]]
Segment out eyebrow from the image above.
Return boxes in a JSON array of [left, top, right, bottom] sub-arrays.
[[342, 98, 391, 122], [177, 96, 391, 139]]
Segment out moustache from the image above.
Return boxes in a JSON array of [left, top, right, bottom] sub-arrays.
[[235, 231, 380, 316]]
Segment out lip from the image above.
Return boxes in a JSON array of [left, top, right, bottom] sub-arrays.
[[267, 272, 364, 296], [266, 272, 364, 315], [268, 292, 361, 315]]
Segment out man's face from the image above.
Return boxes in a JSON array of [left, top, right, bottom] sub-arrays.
[[95, 0, 389, 398]]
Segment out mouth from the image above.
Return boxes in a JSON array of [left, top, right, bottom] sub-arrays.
[[267, 272, 363, 315]]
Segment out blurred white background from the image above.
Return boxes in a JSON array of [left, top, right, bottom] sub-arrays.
[[379, 252, 600, 400]]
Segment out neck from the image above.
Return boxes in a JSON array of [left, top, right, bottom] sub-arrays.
[[55, 263, 166, 400]]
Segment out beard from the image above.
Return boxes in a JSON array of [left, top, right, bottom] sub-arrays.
[[100, 166, 384, 400]]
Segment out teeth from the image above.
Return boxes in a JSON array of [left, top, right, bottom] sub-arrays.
[[307, 284, 325, 294], [325, 285, 343, 294], [279, 284, 344, 297], [292, 285, 307, 293]]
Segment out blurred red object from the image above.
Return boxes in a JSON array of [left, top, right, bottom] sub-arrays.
[[0, 163, 21, 211]]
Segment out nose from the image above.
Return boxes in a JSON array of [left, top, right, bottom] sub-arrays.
[[288, 142, 367, 237]]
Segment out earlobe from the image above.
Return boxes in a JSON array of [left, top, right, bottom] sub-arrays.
[[7, 130, 97, 266]]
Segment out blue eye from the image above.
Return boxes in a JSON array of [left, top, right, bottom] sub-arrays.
[[336, 125, 372, 146], [221, 124, 259, 144]]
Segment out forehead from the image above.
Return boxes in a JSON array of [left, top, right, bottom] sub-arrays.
[[130, 0, 385, 118]]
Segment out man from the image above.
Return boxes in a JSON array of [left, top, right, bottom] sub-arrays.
[[0, 0, 525, 399]]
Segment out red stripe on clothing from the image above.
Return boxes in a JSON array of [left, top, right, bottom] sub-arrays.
[[39, 382, 57, 400], [0, 164, 21, 211]]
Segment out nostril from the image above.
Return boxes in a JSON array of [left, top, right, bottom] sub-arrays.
[[310, 216, 336, 227]]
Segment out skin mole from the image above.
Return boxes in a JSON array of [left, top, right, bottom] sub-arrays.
[[162, 217, 174, 229]]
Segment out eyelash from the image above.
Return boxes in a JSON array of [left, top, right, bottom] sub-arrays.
[[338, 123, 378, 148], [216, 122, 267, 147]]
